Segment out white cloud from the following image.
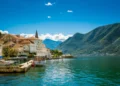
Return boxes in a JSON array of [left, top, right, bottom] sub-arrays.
[[39, 33, 73, 42], [0, 30, 72, 41], [20, 33, 73, 42], [45, 2, 53, 6], [67, 10, 73, 13], [0, 30, 9, 34], [47, 16, 51, 19], [20, 33, 34, 38]]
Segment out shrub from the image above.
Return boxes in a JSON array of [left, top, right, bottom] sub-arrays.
[[50, 50, 63, 58], [2, 46, 18, 58]]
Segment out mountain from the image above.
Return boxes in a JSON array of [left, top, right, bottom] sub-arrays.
[[43, 39, 62, 50], [57, 23, 120, 56]]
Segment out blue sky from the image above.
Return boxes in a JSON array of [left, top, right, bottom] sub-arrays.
[[0, 0, 120, 36]]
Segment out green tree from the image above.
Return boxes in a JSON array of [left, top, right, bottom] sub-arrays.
[[2, 46, 10, 58], [0, 32, 2, 37], [50, 50, 63, 58], [2, 46, 18, 58], [28, 53, 36, 58], [9, 48, 18, 57]]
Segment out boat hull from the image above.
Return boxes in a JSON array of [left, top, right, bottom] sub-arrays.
[[34, 61, 45, 66]]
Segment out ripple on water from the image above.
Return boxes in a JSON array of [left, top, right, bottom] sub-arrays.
[[0, 57, 120, 86]]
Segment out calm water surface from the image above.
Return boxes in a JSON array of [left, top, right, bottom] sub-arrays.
[[0, 56, 120, 86]]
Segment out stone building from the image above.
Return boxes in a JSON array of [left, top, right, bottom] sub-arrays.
[[0, 31, 51, 59], [21, 31, 51, 58], [22, 39, 51, 58]]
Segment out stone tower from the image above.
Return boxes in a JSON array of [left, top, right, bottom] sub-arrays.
[[35, 30, 39, 38]]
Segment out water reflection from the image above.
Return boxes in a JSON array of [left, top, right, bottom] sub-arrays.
[[0, 57, 120, 86]]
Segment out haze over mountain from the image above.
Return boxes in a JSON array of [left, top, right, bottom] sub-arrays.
[[58, 23, 120, 56], [43, 39, 62, 50]]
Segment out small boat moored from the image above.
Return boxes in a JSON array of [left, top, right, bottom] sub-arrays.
[[33, 56, 46, 67], [34, 61, 45, 66]]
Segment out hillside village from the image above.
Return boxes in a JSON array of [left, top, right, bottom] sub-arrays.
[[0, 31, 51, 58]]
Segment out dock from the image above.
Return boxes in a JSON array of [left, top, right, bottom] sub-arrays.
[[0, 60, 33, 73]]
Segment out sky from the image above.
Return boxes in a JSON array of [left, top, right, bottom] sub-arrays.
[[0, 0, 120, 41]]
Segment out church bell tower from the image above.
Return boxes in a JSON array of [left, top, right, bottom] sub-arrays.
[[35, 30, 39, 38]]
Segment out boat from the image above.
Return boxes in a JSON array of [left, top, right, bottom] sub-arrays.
[[33, 56, 46, 67], [0, 60, 15, 66], [34, 61, 45, 66]]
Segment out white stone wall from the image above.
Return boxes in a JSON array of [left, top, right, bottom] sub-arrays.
[[22, 39, 51, 58], [0, 45, 2, 56], [34, 39, 51, 58], [30, 44, 36, 53], [23, 45, 29, 52]]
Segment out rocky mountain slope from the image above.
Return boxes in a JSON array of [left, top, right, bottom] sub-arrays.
[[43, 39, 62, 50], [57, 23, 120, 56]]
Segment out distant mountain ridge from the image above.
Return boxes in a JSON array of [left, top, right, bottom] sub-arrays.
[[57, 23, 120, 56], [43, 39, 62, 50]]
